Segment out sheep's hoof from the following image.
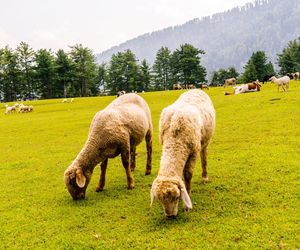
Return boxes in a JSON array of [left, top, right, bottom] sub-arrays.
[[145, 170, 151, 175], [202, 177, 209, 184], [96, 185, 104, 192], [127, 184, 135, 190]]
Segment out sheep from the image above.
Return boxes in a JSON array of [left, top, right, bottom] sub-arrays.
[[116, 90, 126, 97], [225, 80, 261, 95], [150, 89, 216, 218], [4, 105, 16, 114], [293, 72, 299, 81], [173, 83, 183, 90], [187, 84, 196, 89], [62, 98, 67, 103], [70, 98, 74, 103], [223, 78, 236, 88], [200, 83, 209, 90], [269, 76, 290, 92], [18, 104, 33, 113], [64, 93, 153, 200]]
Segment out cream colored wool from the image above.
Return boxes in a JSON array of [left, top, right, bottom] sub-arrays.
[[151, 89, 215, 217]]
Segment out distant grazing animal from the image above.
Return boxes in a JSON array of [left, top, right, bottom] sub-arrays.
[[223, 78, 236, 88], [64, 93, 153, 200], [187, 84, 196, 89], [269, 76, 290, 92], [151, 89, 215, 218], [5, 104, 15, 114], [293, 72, 299, 81], [116, 90, 126, 97], [70, 98, 74, 103], [62, 98, 67, 103], [225, 80, 261, 95], [173, 83, 183, 90], [200, 84, 209, 90]]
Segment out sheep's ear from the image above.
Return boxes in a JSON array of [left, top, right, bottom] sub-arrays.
[[150, 190, 155, 207], [180, 186, 192, 210], [150, 185, 156, 207], [75, 169, 86, 188]]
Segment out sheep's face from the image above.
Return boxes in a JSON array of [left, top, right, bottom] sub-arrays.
[[151, 178, 192, 218], [64, 167, 88, 200]]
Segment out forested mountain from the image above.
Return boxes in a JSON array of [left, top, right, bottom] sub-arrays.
[[96, 0, 300, 76]]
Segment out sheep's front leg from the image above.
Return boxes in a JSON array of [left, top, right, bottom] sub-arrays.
[[145, 131, 152, 175], [96, 158, 108, 192], [130, 145, 136, 172], [183, 154, 197, 195], [200, 146, 209, 183], [121, 147, 134, 189]]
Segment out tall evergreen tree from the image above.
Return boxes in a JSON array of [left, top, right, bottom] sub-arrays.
[[171, 44, 206, 87], [35, 49, 56, 99], [139, 59, 151, 91], [107, 50, 140, 93], [152, 47, 172, 90], [2, 46, 20, 101], [241, 51, 274, 82], [69, 44, 97, 96], [55, 49, 74, 98], [16, 41, 35, 98], [278, 38, 300, 75]]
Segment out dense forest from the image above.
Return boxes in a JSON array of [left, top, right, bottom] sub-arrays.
[[1, 37, 299, 101], [96, 0, 300, 76]]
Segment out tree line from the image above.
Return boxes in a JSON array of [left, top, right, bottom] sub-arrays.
[[1, 37, 299, 101]]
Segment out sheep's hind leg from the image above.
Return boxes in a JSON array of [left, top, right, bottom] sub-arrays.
[[200, 146, 209, 183], [130, 145, 136, 172], [145, 131, 152, 175], [183, 154, 197, 195], [121, 147, 134, 189], [96, 158, 108, 192]]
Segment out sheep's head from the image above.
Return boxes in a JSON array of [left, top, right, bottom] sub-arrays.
[[150, 177, 192, 218], [269, 76, 276, 82], [64, 165, 88, 200]]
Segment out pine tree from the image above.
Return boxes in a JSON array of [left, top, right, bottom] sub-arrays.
[[153, 47, 172, 90], [35, 49, 56, 99], [139, 59, 151, 91]]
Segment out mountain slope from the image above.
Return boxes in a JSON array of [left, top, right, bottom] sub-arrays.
[[96, 0, 300, 76]]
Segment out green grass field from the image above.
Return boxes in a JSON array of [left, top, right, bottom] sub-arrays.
[[0, 82, 299, 249]]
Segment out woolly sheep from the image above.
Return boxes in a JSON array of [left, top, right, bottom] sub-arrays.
[[64, 93, 153, 200], [151, 89, 216, 218], [269, 76, 290, 92], [5, 104, 15, 114], [116, 91, 126, 97]]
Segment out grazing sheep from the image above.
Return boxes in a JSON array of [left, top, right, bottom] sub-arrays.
[[18, 104, 33, 113], [225, 80, 261, 95], [269, 76, 290, 92], [187, 84, 196, 89], [64, 93, 153, 200], [116, 90, 126, 97], [200, 83, 209, 90], [70, 98, 74, 103], [173, 83, 183, 90], [293, 72, 299, 81], [223, 78, 236, 88], [4, 105, 15, 114], [151, 89, 216, 218], [62, 98, 67, 103]]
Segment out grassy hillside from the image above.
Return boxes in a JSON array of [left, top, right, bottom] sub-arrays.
[[0, 82, 299, 249]]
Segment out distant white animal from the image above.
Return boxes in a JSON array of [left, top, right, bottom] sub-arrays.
[[269, 76, 290, 92], [62, 98, 67, 103], [70, 98, 74, 103], [224, 78, 236, 88]]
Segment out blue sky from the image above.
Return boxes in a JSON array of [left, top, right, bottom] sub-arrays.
[[0, 0, 252, 53]]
